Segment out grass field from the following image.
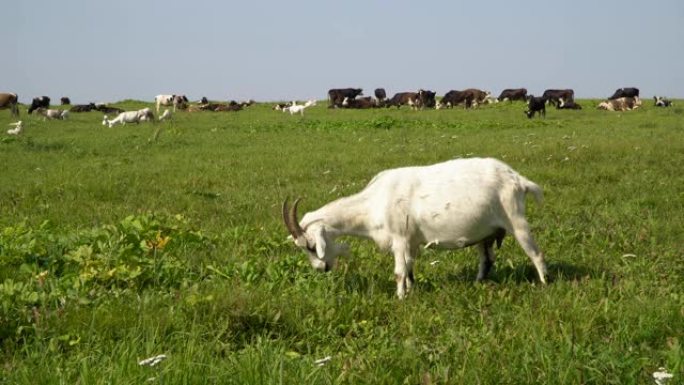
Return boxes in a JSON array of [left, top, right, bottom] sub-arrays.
[[0, 100, 682, 384]]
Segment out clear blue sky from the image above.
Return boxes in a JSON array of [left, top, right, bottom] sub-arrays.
[[4, 0, 683, 103]]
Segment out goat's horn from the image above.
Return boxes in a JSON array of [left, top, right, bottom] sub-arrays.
[[282, 197, 305, 239], [290, 198, 305, 237]]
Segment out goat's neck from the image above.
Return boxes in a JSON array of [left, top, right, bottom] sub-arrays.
[[304, 194, 371, 238]]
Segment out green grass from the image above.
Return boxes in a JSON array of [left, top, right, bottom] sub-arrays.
[[0, 100, 682, 384]]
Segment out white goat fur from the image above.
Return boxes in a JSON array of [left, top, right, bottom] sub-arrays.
[[285, 157, 548, 298], [284, 100, 316, 115], [159, 109, 172, 121], [102, 108, 151, 128]]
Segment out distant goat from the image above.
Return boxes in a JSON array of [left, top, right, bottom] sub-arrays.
[[283, 157, 548, 299], [102, 108, 153, 127], [7, 121, 22, 135], [284, 100, 316, 115], [33, 107, 69, 120], [159, 109, 172, 121]]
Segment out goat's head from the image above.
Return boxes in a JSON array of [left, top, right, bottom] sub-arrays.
[[282, 198, 347, 272]]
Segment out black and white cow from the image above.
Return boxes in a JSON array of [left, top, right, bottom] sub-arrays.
[[609, 87, 639, 100], [542, 89, 574, 107], [497, 88, 528, 102], [28, 96, 50, 114], [416, 89, 437, 109], [342, 96, 375, 109], [653, 96, 673, 107], [557, 98, 582, 110], [386, 92, 419, 109], [327, 88, 363, 108], [374, 88, 387, 102]]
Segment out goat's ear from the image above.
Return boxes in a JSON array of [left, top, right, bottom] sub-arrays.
[[313, 227, 327, 259]]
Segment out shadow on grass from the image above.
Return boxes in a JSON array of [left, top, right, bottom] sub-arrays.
[[427, 261, 601, 290], [337, 260, 603, 297]]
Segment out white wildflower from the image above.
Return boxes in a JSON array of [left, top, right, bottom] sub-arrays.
[[653, 367, 673, 385], [314, 356, 332, 367]]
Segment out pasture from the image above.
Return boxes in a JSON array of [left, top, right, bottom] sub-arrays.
[[0, 100, 682, 384]]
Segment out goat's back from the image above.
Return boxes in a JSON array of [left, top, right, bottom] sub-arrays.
[[362, 158, 541, 246]]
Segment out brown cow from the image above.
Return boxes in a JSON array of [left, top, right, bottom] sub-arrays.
[[0, 92, 19, 117], [463, 88, 491, 107]]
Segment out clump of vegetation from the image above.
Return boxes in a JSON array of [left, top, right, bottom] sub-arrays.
[[0, 213, 211, 342]]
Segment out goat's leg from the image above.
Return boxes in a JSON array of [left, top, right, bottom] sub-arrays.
[[405, 245, 418, 292], [392, 241, 411, 299], [476, 243, 495, 281], [510, 218, 547, 284]]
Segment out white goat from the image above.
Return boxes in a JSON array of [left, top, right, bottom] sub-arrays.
[[34, 107, 69, 120], [284, 100, 316, 115], [7, 121, 22, 135], [283, 157, 548, 299], [102, 108, 151, 128], [159, 109, 172, 121]]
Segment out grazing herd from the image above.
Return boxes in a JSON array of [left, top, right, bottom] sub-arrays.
[[321, 86, 673, 119], [0, 87, 676, 131]]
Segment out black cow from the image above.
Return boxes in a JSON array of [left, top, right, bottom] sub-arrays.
[[328, 88, 363, 108], [28, 96, 50, 114], [525, 96, 547, 118], [70, 103, 97, 112], [200, 96, 209, 104], [609, 87, 639, 100], [386, 92, 419, 109], [437, 90, 471, 109], [374, 88, 386, 101], [497, 88, 527, 102], [95, 104, 125, 114], [60, 97, 71, 105], [542, 89, 574, 107]]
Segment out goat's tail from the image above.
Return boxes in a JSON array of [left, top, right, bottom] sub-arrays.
[[521, 177, 544, 205]]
